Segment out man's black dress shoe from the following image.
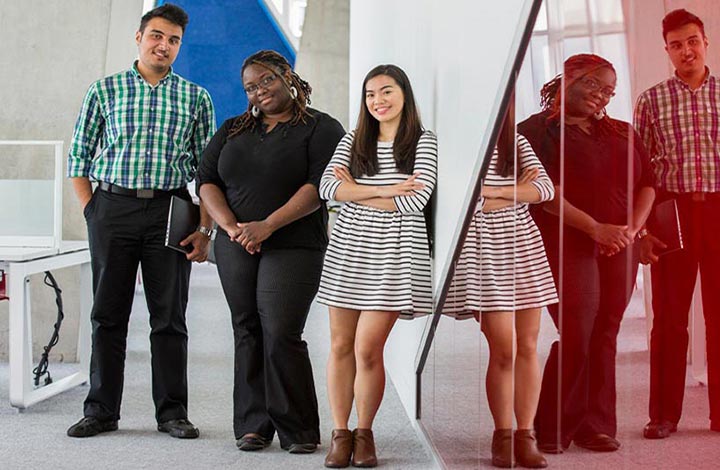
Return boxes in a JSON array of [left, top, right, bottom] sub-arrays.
[[574, 433, 620, 452], [67, 417, 118, 438], [157, 418, 200, 439], [286, 443, 318, 454], [643, 421, 677, 439], [236, 433, 272, 451]]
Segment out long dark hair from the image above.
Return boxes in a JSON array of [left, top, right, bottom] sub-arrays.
[[540, 53, 627, 138], [494, 90, 516, 178], [350, 64, 423, 177], [228, 50, 313, 138]]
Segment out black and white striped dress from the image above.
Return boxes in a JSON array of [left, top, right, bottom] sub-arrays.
[[444, 135, 558, 319], [316, 130, 437, 319]]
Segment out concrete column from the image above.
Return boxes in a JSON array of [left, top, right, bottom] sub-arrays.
[[294, 0, 350, 129], [0, 0, 142, 361]]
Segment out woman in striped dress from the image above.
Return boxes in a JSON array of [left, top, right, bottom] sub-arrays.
[[317, 64, 437, 468], [444, 100, 556, 468]]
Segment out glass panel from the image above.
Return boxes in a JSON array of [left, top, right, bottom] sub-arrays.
[[558, 0, 589, 32], [0, 180, 54, 236], [420, 0, 716, 466], [518, 35, 552, 121], [0, 145, 58, 243], [597, 33, 631, 122], [270, 0, 283, 14], [590, 0, 623, 26], [289, 0, 307, 37], [534, 1, 548, 32], [562, 36, 592, 58]]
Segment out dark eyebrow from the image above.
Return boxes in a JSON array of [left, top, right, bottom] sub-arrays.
[[670, 33, 700, 45], [366, 84, 394, 94], [243, 71, 273, 86], [148, 29, 181, 41]]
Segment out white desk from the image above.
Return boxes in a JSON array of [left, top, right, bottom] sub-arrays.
[[0, 241, 91, 409]]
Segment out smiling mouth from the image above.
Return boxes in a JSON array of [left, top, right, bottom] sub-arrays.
[[375, 106, 389, 114]]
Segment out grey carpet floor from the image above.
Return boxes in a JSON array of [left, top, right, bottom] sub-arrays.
[[0, 263, 436, 469]]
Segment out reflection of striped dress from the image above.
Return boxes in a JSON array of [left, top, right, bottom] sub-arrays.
[[316, 130, 437, 319], [444, 135, 558, 319]]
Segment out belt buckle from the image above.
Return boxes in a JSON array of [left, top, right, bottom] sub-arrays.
[[691, 192, 706, 202], [136, 189, 154, 199]]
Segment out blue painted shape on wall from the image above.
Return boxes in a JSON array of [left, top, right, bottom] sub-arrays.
[[157, 0, 295, 127]]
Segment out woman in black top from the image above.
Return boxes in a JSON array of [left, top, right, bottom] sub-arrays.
[[197, 50, 344, 454], [518, 54, 655, 454]]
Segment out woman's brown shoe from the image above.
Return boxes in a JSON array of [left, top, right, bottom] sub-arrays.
[[491, 429, 514, 468], [351, 428, 377, 467], [514, 429, 547, 468], [325, 429, 353, 468]]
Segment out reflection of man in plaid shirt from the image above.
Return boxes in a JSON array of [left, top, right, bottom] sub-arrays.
[[634, 9, 720, 440]]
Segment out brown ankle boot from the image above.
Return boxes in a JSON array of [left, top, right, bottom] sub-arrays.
[[514, 429, 547, 468], [351, 428, 377, 467], [491, 429, 514, 468], [324, 429, 353, 468]]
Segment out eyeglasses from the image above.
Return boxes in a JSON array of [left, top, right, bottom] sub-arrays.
[[579, 76, 616, 99], [244, 74, 277, 95]]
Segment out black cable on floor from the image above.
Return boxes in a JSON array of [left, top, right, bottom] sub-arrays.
[[33, 271, 64, 387]]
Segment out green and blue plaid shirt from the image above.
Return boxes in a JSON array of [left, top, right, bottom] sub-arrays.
[[67, 62, 216, 190]]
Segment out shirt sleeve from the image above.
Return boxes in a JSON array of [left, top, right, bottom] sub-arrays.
[[633, 128, 656, 189], [67, 82, 104, 178], [306, 114, 346, 187], [393, 130, 438, 213], [517, 134, 555, 202], [633, 93, 656, 160], [189, 88, 217, 167], [318, 132, 354, 201], [196, 118, 230, 193]]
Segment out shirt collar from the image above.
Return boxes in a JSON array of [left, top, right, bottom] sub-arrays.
[[671, 66, 711, 90], [130, 60, 175, 86]]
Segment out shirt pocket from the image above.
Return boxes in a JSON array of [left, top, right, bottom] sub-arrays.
[[168, 101, 197, 150]]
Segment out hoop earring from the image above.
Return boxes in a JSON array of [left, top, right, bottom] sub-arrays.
[[251, 106, 260, 118], [593, 108, 607, 121], [290, 86, 298, 100]]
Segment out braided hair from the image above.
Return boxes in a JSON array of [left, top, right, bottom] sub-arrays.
[[228, 50, 313, 138], [540, 53, 627, 137]]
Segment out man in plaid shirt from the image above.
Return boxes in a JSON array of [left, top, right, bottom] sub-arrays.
[[66, 3, 215, 439], [634, 9, 720, 440]]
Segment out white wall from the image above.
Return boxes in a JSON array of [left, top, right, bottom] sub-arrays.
[[349, 0, 535, 418]]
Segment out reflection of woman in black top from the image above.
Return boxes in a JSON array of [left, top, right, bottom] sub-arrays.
[[518, 54, 655, 454], [196, 50, 344, 454]]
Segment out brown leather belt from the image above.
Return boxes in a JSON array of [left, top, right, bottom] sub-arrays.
[[98, 181, 185, 199]]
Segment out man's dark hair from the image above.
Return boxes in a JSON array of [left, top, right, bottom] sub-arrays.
[[662, 9, 705, 42], [139, 3, 189, 33]]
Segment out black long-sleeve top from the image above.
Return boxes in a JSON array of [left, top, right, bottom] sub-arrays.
[[197, 108, 345, 251], [519, 110, 655, 253]]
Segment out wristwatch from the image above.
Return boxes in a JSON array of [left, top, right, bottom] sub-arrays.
[[197, 225, 213, 238], [636, 228, 649, 240]]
